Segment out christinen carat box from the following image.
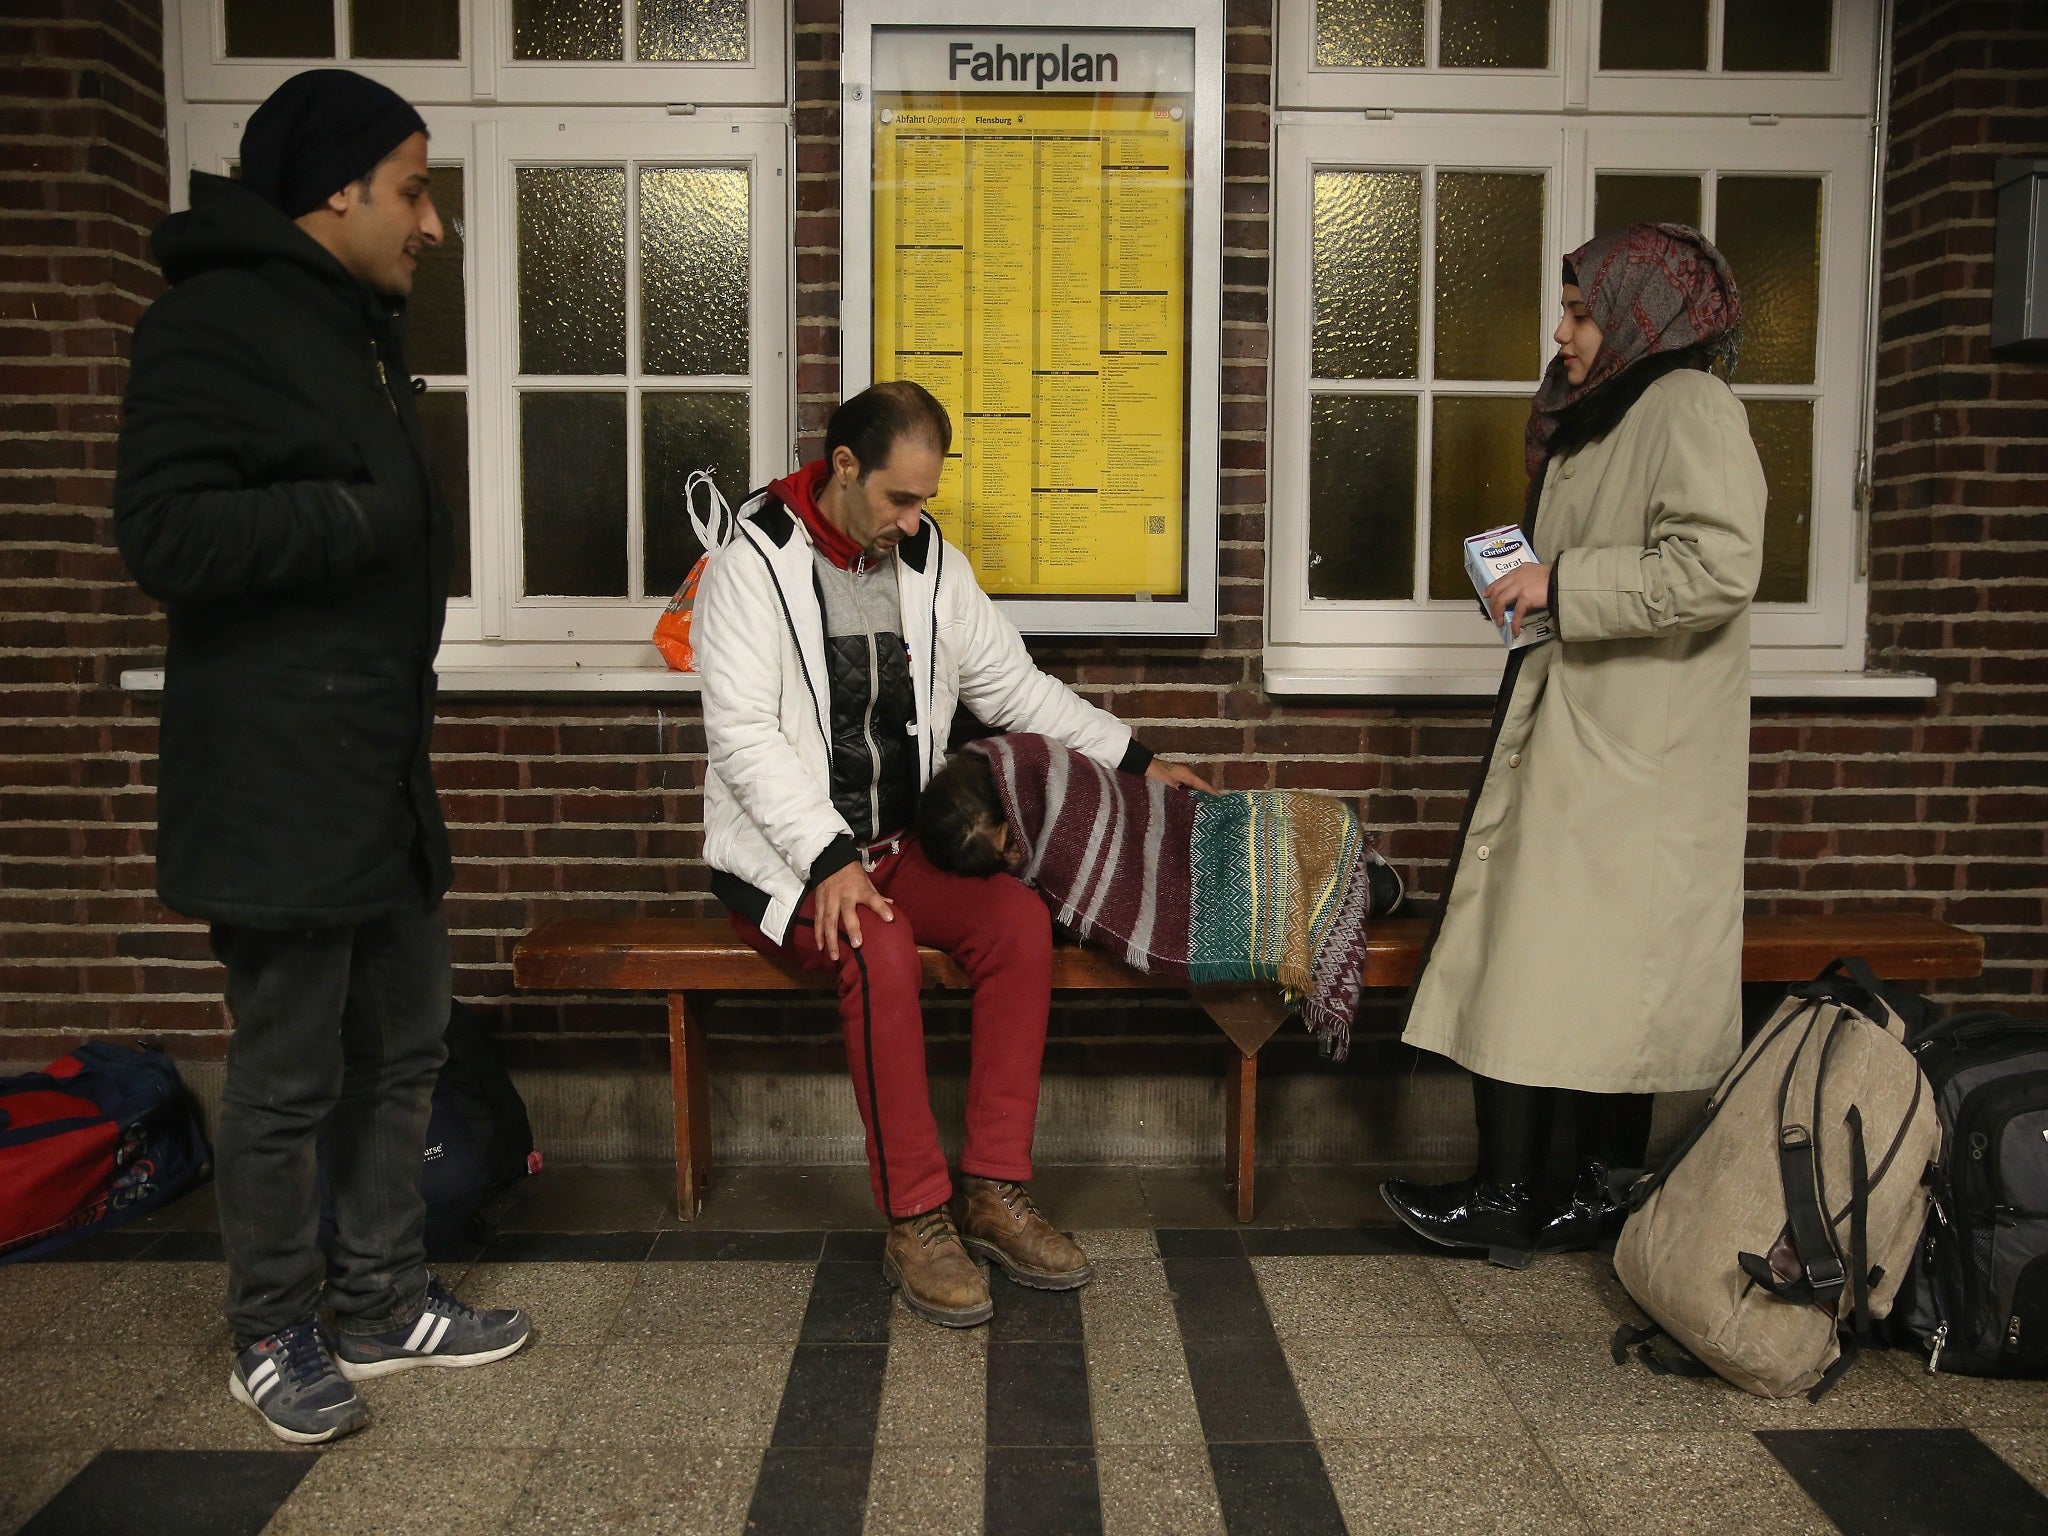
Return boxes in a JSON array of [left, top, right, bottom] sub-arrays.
[[1463, 524, 1556, 650]]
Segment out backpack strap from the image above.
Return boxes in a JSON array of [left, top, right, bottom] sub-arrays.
[[1845, 1103, 1872, 1338]]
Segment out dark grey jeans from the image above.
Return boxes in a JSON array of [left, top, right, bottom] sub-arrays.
[[210, 901, 450, 1348]]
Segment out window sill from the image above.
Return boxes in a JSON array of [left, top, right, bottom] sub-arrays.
[[1261, 668, 1938, 702]]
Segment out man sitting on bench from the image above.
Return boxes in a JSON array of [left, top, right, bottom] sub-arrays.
[[693, 380, 1211, 1328]]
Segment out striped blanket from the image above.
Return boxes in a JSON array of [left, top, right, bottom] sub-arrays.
[[966, 734, 1373, 1057]]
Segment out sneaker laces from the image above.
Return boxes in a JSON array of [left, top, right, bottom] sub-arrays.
[[265, 1319, 338, 1392], [423, 1277, 477, 1322]]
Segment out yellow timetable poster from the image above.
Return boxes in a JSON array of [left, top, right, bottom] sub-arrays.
[[873, 92, 1188, 598]]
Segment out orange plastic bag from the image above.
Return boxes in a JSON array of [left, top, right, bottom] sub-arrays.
[[653, 469, 735, 673]]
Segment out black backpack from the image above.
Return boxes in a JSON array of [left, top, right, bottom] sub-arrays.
[[1892, 1009, 2048, 1376], [321, 1002, 536, 1249]]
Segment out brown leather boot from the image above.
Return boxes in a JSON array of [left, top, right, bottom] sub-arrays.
[[959, 1178, 1093, 1290], [884, 1207, 993, 1328]]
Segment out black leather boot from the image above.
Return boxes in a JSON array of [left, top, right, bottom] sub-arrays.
[[1380, 1076, 1552, 1268]]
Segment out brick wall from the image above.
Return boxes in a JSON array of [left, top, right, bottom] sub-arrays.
[[0, 1, 2041, 1074], [0, 2, 176, 1057]]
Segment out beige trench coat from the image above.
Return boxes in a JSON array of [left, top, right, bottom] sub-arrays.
[[1403, 368, 1767, 1093]]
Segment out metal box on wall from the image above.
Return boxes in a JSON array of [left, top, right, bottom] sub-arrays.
[[1993, 159, 2048, 358]]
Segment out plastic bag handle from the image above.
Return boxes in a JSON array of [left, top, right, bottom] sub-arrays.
[[684, 469, 734, 554]]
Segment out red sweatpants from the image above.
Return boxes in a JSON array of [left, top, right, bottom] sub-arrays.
[[729, 837, 1054, 1218]]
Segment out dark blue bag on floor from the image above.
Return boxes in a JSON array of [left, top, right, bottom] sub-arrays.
[[0, 1041, 211, 1265], [320, 1002, 537, 1249]]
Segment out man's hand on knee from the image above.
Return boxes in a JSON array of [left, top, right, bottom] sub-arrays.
[[814, 862, 895, 962]]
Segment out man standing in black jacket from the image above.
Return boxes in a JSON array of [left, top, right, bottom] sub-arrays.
[[115, 70, 528, 1445]]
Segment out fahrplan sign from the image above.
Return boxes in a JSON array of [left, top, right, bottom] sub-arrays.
[[871, 27, 1197, 96]]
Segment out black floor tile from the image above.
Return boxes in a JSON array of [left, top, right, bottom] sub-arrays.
[[1758, 1427, 2048, 1536], [425, 1232, 490, 1265], [988, 1340, 1093, 1448], [649, 1230, 827, 1262], [821, 1230, 887, 1263], [800, 1260, 896, 1343], [988, 1271, 1085, 1343], [770, 1343, 891, 1448], [743, 1446, 873, 1536], [20, 1449, 321, 1536], [1155, 1228, 1245, 1259], [1163, 1257, 1280, 1339], [1238, 1225, 1429, 1257], [21, 1230, 163, 1263], [1179, 1335, 1317, 1444], [479, 1231, 656, 1262], [138, 1230, 223, 1262], [985, 1446, 1103, 1536], [1206, 1441, 1349, 1536]]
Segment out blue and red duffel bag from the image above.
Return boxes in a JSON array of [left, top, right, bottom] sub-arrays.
[[0, 1041, 210, 1264]]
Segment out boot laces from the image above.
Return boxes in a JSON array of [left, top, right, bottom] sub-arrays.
[[992, 1181, 1041, 1222], [911, 1207, 961, 1250]]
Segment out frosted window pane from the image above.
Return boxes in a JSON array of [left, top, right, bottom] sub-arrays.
[[408, 166, 465, 377], [225, 0, 333, 57], [1717, 176, 1821, 385], [1309, 394, 1418, 601], [521, 393, 628, 598], [1314, 0, 1425, 67], [1429, 396, 1531, 598], [517, 167, 626, 377], [417, 392, 470, 600], [1313, 171, 1422, 380], [1723, 0, 1832, 72], [639, 0, 748, 61], [1600, 0, 1707, 70], [1434, 171, 1545, 382], [513, 0, 623, 60], [351, 0, 459, 59], [1593, 173, 1702, 238], [643, 392, 749, 597], [1743, 398, 1812, 604], [641, 167, 749, 377], [1439, 0, 1550, 69]]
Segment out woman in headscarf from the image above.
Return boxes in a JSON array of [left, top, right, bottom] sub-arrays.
[[1384, 223, 1766, 1266]]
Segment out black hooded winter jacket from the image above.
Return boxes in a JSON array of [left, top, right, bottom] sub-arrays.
[[115, 172, 453, 927]]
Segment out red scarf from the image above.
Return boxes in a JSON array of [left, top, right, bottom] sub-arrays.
[[768, 461, 867, 572]]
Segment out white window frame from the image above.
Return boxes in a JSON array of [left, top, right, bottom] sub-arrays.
[[170, 96, 793, 690], [1277, 0, 1878, 117], [173, 0, 789, 108], [1266, 0, 1926, 699]]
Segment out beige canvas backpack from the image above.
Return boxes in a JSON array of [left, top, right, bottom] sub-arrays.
[[1613, 959, 1941, 1401]]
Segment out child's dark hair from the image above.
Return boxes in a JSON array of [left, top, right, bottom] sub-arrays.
[[916, 752, 1008, 877]]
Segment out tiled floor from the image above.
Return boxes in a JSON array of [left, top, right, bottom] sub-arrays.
[[5, 1165, 2048, 1535]]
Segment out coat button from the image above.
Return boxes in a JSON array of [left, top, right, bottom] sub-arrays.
[[1476, 844, 1491, 860], [1560, 462, 1576, 479], [1508, 752, 1522, 768]]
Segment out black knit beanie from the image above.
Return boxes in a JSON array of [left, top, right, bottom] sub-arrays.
[[240, 69, 427, 218]]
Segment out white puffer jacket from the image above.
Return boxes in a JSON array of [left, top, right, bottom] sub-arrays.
[[695, 494, 1135, 943]]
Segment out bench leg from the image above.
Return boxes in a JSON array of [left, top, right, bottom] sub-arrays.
[[668, 991, 713, 1221], [1224, 1047, 1258, 1223]]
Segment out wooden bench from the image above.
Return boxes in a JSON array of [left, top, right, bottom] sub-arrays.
[[512, 911, 1983, 1223]]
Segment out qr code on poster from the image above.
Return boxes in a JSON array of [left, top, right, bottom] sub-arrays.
[[1147, 516, 1166, 534]]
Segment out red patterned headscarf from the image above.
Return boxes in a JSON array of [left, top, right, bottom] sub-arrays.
[[1525, 223, 1742, 479]]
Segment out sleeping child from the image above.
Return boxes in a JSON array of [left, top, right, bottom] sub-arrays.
[[915, 733, 1404, 1059]]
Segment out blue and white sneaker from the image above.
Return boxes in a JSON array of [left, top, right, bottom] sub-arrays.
[[229, 1319, 369, 1444], [332, 1278, 532, 1381]]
